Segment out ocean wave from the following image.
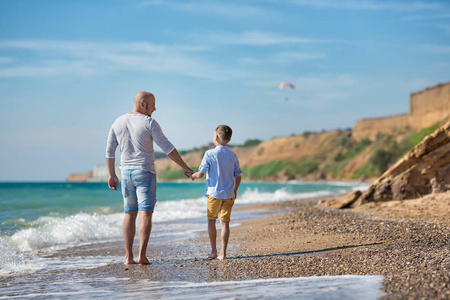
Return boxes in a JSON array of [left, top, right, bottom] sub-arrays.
[[0, 185, 358, 275], [0, 237, 45, 276], [9, 213, 124, 252], [6, 186, 356, 252]]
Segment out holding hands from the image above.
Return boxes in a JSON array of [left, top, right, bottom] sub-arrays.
[[191, 171, 204, 181], [183, 167, 195, 179]]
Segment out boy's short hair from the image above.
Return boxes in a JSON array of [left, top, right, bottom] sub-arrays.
[[215, 125, 233, 143]]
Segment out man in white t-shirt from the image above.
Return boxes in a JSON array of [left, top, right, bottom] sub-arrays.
[[106, 91, 193, 265]]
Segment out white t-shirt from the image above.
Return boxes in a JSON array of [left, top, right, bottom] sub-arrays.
[[106, 113, 175, 174]]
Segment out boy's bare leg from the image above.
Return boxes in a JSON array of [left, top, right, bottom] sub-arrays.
[[207, 218, 218, 259], [218, 220, 230, 260], [137, 210, 153, 265], [123, 211, 138, 265]]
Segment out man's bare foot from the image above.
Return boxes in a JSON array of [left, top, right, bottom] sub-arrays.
[[138, 258, 151, 265], [124, 259, 136, 265], [207, 252, 217, 259], [217, 255, 226, 260]]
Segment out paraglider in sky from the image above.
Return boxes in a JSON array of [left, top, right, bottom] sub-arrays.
[[279, 82, 295, 90], [279, 81, 295, 101]]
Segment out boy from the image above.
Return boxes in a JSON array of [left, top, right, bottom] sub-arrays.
[[191, 125, 242, 260]]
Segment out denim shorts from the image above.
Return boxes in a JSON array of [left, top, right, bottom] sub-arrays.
[[121, 169, 157, 213]]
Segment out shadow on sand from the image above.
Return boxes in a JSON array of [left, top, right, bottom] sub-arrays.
[[184, 242, 384, 262]]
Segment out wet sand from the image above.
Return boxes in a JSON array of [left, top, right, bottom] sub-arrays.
[[2, 193, 449, 299]]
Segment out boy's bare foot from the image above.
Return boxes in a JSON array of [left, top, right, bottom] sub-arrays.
[[207, 252, 217, 259], [124, 259, 137, 265], [217, 255, 226, 260]]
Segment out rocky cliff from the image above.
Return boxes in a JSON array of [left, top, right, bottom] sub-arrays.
[[322, 122, 450, 209], [352, 82, 450, 141]]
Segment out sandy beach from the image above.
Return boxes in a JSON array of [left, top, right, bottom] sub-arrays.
[[2, 192, 449, 299]]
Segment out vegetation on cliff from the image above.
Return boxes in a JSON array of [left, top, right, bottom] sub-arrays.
[[322, 122, 449, 208], [156, 123, 443, 181]]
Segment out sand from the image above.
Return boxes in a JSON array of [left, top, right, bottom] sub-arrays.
[[2, 192, 449, 299]]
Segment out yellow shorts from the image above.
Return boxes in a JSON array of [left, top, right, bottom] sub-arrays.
[[207, 195, 235, 222]]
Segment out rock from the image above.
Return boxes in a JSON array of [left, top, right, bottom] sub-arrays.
[[320, 190, 362, 209], [351, 122, 450, 206]]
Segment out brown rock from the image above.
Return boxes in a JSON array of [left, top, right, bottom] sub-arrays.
[[320, 190, 362, 209], [352, 122, 450, 206]]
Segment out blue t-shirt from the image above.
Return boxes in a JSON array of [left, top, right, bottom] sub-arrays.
[[198, 145, 243, 199]]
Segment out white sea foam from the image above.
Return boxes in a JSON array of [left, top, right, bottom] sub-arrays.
[[0, 237, 45, 276], [5, 186, 354, 253], [153, 196, 205, 223], [128, 275, 386, 300], [1, 185, 360, 276], [237, 187, 335, 204], [9, 212, 124, 252], [0, 275, 386, 299]]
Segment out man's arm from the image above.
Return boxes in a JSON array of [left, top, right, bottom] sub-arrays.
[[106, 157, 119, 191], [167, 149, 194, 178]]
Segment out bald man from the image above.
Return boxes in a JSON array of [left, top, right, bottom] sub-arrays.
[[106, 91, 193, 265]]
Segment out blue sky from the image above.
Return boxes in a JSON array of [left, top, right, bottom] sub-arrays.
[[0, 0, 449, 181]]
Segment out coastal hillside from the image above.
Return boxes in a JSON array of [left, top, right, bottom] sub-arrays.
[[67, 82, 449, 182], [156, 82, 449, 181], [155, 123, 444, 181]]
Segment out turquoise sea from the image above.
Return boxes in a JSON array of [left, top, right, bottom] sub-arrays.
[[0, 181, 385, 299]]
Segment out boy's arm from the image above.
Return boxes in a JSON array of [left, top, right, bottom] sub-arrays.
[[191, 171, 205, 180], [234, 175, 241, 199]]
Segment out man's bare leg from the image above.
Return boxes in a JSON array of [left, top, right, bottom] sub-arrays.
[[123, 211, 138, 265], [217, 220, 230, 260], [137, 210, 152, 265], [207, 218, 218, 259]]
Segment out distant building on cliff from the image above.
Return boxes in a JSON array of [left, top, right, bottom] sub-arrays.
[[352, 82, 450, 141], [66, 165, 121, 182]]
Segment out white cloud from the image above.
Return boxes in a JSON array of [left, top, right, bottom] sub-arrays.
[[417, 44, 450, 54], [0, 60, 97, 77], [138, 0, 274, 20], [0, 36, 331, 79], [197, 31, 331, 46], [439, 24, 450, 35], [293, 74, 359, 91], [0, 40, 226, 79], [0, 125, 106, 151], [407, 79, 435, 92], [401, 13, 450, 21], [272, 51, 326, 63], [288, 0, 442, 11], [0, 57, 13, 64]]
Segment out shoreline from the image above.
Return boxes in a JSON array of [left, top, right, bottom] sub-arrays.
[[101, 192, 449, 298], [1, 193, 449, 299]]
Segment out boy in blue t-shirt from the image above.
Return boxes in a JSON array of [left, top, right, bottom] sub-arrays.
[[192, 125, 242, 260]]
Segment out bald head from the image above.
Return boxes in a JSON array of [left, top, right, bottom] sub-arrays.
[[134, 91, 153, 105], [132, 91, 156, 116]]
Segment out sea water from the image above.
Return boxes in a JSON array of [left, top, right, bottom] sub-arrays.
[[0, 181, 385, 299]]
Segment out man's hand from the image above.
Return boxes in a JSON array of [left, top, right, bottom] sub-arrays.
[[183, 167, 194, 179], [108, 175, 119, 191]]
